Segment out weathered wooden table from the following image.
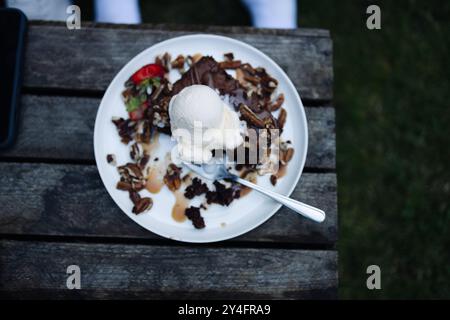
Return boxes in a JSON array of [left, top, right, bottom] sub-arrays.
[[0, 22, 337, 299]]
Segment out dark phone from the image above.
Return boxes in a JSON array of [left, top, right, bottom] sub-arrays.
[[0, 8, 27, 149]]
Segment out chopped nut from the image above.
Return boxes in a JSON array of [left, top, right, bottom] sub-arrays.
[[116, 181, 133, 191], [268, 80, 277, 88], [106, 154, 116, 166], [132, 181, 145, 191], [224, 52, 234, 61], [269, 93, 285, 111], [139, 154, 150, 169], [163, 163, 182, 191], [130, 142, 143, 162], [284, 148, 294, 163], [240, 63, 256, 75], [270, 175, 277, 186], [150, 83, 165, 102], [218, 60, 242, 69], [117, 162, 146, 194], [243, 74, 261, 85], [135, 120, 152, 144], [112, 117, 136, 144], [187, 53, 203, 66], [129, 190, 141, 205], [235, 68, 246, 86], [171, 54, 185, 69], [155, 52, 171, 71], [239, 104, 265, 128], [126, 163, 143, 179], [132, 197, 153, 214], [277, 108, 287, 130]]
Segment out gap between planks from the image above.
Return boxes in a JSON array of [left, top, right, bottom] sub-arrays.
[[0, 233, 336, 251]]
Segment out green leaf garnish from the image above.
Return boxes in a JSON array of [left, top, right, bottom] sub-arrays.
[[126, 96, 141, 112], [151, 77, 161, 88]]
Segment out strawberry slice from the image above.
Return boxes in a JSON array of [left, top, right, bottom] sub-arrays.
[[129, 108, 144, 121], [131, 64, 165, 85], [128, 101, 149, 121]]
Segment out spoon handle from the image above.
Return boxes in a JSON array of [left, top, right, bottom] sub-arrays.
[[235, 177, 326, 223]]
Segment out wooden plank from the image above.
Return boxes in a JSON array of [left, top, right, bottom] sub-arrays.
[[0, 95, 335, 170], [0, 240, 337, 299], [0, 162, 337, 245], [24, 23, 333, 101]]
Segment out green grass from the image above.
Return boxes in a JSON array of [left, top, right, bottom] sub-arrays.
[[298, 0, 450, 299], [83, 0, 450, 298]]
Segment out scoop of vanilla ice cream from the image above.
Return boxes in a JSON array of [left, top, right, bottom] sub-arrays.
[[169, 85, 243, 163]]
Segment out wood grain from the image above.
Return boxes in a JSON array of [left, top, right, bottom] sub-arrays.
[[0, 240, 337, 299], [24, 23, 333, 101], [0, 95, 335, 170], [0, 162, 337, 245]]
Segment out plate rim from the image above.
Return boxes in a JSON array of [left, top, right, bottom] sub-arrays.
[[93, 33, 308, 243]]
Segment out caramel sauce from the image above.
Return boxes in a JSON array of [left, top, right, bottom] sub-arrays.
[[239, 185, 253, 197], [171, 191, 189, 223], [239, 170, 257, 197], [146, 167, 164, 194], [276, 164, 287, 179], [142, 131, 160, 155]]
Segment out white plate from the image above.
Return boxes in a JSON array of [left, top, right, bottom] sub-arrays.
[[94, 34, 308, 243]]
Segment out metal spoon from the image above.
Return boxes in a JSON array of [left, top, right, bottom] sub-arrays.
[[183, 162, 326, 223]]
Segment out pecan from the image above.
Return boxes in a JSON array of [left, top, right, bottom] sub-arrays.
[[235, 68, 246, 86], [239, 104, 265, 128], [218, 60, 242, 69], [243, 75, 260, 85], [187, 53, 203, 66], [270, 175, 277, 186], [163, 52, 171, 67], [106, 154, 116, 166], [260, 74, 278, 97], [135, 119, 152, 144], [121, 88, 133, 101], [118, 168, 130, 181], [112, 117, 135, 144], [155, 52, 171, 72], [269, 93, 285, 111], [126, 163, 143, 179], [132, 197, 153, 214], [129, 190, 141, 205], [171, 54, 185, 69], [224, 52, 234, 61], [263, 115, 278, 129], [163, 163, 182, 191], [117, 162, 146, 193], [240, 63, 256, 75], [130, 142, 143, 162], [277, 108, 287, 130], [155, 56, 164, 67], [150, 83, 165, 102], [132, 181, 145, 191], [284, 148, 295, 163], [116, 181, 133, 191], [139, 154, 150, 169]]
